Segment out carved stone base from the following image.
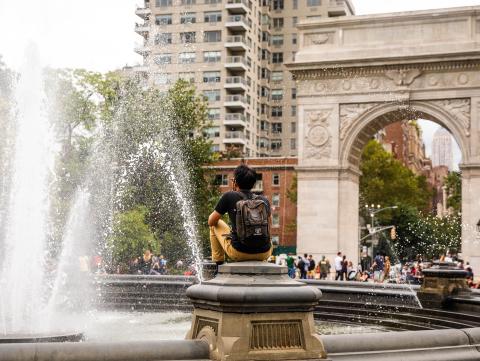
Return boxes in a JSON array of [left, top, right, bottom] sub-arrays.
[[417, 262, 470, 309], [185, 262, 329, 361]]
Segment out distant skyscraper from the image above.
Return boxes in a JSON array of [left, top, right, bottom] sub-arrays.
[[432, 128, 453, 170]]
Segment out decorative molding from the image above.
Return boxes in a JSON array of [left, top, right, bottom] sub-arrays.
[[305, 32, 334, 46], [339, 103, 379, 140], [430, 98, 471, 136], [291, 60, 480, 80], [304, 110, 332, 159], [385, 69, 422, 86]]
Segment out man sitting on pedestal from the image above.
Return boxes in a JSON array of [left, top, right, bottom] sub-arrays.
[[208, 164, 272, 265]]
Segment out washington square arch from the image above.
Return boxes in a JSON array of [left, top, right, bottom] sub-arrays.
[[287, 6, 480, 272]]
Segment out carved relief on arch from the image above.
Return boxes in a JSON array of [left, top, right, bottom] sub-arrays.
[[339, 102, 380, 140], [304, 109, 333, 160], [429, 99, 471, 136]]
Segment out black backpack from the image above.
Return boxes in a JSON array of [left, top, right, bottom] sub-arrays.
[[235, 192, 270, 247]]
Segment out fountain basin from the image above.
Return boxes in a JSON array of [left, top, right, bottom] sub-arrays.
[[0, 332, 83, 344]]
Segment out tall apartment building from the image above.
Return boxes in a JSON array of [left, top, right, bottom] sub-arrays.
[[432, 127, 453, 170], [134, 0, 354, 157]]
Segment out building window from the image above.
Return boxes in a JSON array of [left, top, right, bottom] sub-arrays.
[[203, 51, 221, 63], [155, 0, 172, 7], [154, 73, 173, 85], [290, 138, 296, 150], [272, 194, 280, 207], [205, 0, 221, 4], [291, 121, 296, 133], [211, 144, 220, 152], [203, 126, 220, 139], [307, 0, 320, 6], [204, 11, 222, 22], [292, 33, 297, 45], [273, 18, 284, 28], [271, 89, 283, 101], [204, 31, 222, 42], [153, 54, 172, 65], [272, 122, 282, 134], [179, 52, 196, 64], [215, 174, 229, 186], [181, 0, 196, 4], [272, 52, 283, 64], [292, 17, 298, 26], [272, 214, 280, 227], [291, 106, 297, 117], [179, 72, 195, 83], [155, 14, 172, 25], [271, 106, 282, 117], [155, 33, 172, 45], [272, 173, 280, 185], [293, 0, 298, 9], [273, 0, 284, 10], [271, 140, 282, 151], [271, 235, 280, 245], [180, 12, 196, 24], [208, 108, 221, 120], [291, 88, 297, 99], [203, 89, 221, 102], [180, 32, 196, 43], [271, 71, 283, 82], [271, 34, 284, 46], [203, 71, 221, 83]]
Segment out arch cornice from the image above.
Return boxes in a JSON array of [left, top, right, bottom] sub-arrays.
[[340, 100, 470, 168]]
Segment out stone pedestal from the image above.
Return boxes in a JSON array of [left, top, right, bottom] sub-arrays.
[[186, 262, 328, 361], [417, 262, 471, 309]]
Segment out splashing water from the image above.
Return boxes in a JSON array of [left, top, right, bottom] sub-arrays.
[[0, 45, 56, 334]]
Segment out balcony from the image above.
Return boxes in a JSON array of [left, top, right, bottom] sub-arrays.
[[225, 15, 249, 31], [224, 95, 247, 109], [224, 113, 246, 127], [135, 7, 151, 19], [224, 76, 247, 91], [328, 0, 354, 17], [134, 44, 152, 55], [225, 56, 248, 71], [225, 36, 248, 51], [226, 0, 249, 14], [135, 22, 150, 35], [133, 66, 150, 73], [223, 131, 246, 145]]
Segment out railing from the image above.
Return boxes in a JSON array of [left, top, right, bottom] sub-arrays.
[[225, 77, 247, 85], [225, 131, 245, 139], [225, 56, 248, 65], [226, 35, 247, 44], [227, 15, 247, 23], [225, 95, 246, 103], [135, 22, 150, 30], [225, 113, 246, 121], [227, 0, 248, 5], [329, 0, 344, 5]]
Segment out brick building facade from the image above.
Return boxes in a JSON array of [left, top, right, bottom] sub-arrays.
[[208, 157, 297, 254]]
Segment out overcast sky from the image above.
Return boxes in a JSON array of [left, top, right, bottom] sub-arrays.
[[0, 0, 473, 166]]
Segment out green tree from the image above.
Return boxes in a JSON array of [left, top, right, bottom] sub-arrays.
[[109, 206, 158, 271], [360, 140, 432, 224], [444, 171, 461, 214]]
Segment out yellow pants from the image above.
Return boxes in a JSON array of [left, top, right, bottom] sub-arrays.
[[210, 219, 272, 263]]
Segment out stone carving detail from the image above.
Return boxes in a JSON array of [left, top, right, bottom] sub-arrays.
[[250, 320, 304, 350], [305, 32, 333, 46], [305, 110, 332, 159], [430, 99, 471, 135], [339, 103, 379, 140], [385, 69, 422, 86]]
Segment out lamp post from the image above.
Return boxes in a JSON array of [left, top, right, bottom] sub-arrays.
[[362, 204, 398, 259]]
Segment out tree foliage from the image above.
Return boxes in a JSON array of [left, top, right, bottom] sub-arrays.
[[444, 171, 461, 214]]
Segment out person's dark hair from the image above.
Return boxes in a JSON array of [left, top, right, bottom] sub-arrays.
[[234, 164, 257, 190], [304, 253, 308, 258], [337, 252, 341, 256]]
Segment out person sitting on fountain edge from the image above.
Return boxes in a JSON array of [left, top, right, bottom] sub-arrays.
[[208, 164, 272, 265]]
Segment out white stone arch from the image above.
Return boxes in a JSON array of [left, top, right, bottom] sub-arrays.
[[340, 100, 470, 170]]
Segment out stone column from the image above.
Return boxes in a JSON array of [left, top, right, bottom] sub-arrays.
[[296, 167, 360, 265], [460, 164, 480, 277]]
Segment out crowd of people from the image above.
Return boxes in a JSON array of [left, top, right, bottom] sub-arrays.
[[271, 251, 478, 287]]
